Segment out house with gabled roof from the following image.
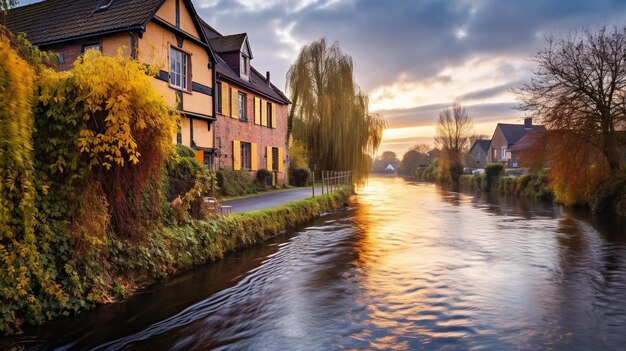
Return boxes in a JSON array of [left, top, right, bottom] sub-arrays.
[[2, 0, 218, 167], [200, 20, 291, 184], [466, 139, 491, 168], [487, 118, 546, 168]]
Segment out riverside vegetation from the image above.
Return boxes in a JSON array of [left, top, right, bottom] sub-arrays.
[[0, 29, 351, 333], [416, 159, 625, 216]]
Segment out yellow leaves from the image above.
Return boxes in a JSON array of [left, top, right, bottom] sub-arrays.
[[36, 50, 177, 173]]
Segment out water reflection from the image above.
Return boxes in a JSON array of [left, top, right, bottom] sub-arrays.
[[5, 177, 626, 350]]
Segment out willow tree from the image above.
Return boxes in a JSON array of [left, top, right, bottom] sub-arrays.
[[286, 38, 386, 182]]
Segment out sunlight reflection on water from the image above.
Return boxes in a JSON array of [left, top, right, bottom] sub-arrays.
[[15, 177, 626, 351]]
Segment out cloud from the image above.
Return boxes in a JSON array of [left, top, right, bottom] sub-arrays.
[[378, 102, 522, 129], [17, 0, 626, 155]]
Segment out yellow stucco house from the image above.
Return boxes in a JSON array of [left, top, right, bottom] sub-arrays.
[[3, 0, 218, 167]]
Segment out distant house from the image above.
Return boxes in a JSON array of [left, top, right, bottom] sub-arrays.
[[385, 164, 396, 172], [488, 118, 546, 168], [466, 139, 491, 168], [509, 130, 546, 167]]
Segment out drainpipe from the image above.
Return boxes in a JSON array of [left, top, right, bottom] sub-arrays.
[[127, 31, 137, 59], [212, 65, 218, 171]]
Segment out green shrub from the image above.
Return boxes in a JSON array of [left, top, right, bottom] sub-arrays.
[[289, 167, 311, 187], [163, 145, 206, 201], [415, 159, 439, 182], [255, 169, 273, 189], [459, 174, 484, 191], [449, 161, 464, 184], [592, 176, 626, 215], [484, 163, 504, 190], [217, 168, 257, 196]]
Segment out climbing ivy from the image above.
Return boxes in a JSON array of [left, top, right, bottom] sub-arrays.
[[1, 33, 179, 332]]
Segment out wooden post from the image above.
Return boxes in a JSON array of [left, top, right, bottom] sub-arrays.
[[326, 171, 329, 194], [312, 171, 315, 197]]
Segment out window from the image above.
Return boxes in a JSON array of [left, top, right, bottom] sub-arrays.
[[82, 44, 100, 53], [170, 47, 190, 91], [57, 52, 65, 64], [266, 103, 273, 128], [176, 130, 182, 144], [272, 147, 279, 171], [240, 55, 249, 76], [240, 142, 252, 169], [493, 148, 498, 160], [203, 151, 213, 169], [501, 147, 507, 159], [238, 92, 247, 121], [216, 82, 222, 114]]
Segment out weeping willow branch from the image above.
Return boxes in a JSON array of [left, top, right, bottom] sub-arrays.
[[286, 38, 386, 182]]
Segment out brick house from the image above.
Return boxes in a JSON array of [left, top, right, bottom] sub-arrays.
[[487, 118, 545, 168], [2, 0, 218, 166], [200, 20, 291, 183]]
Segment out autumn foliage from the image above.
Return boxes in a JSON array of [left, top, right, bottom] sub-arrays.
[[0, 33, 68, 332], [37, 50, 178, 236], [0, 31, 178, 332]]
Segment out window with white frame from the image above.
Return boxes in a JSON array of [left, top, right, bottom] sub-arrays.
[[501, 146, 507, 159], [238, 92, 247, 121], [170, 47, 190, 91], [240, 55, 249, 76]]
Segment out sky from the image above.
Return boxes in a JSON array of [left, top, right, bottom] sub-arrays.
[[18, 0, 626, 156]]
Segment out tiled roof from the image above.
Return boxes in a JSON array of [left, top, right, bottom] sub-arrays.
[[201, 22, 290, 105], [471, 139, 491, 152], [208, 33, 246, 53], [498, 124, 546, 147], [1, 0, 164, 45], [509, 130, 545, 152], [199, 17, 221, 40]]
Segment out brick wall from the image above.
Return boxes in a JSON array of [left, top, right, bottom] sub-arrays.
[[46, 39, 102, 71], [214, 82, 289, 181], [487, 126, 507, 164]]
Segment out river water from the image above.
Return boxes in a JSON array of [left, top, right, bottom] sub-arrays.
[[12, 177, 626, 350]]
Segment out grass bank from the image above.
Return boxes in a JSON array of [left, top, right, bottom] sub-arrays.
[[459, 173, 554, 202], [65, 187, 352, 313]]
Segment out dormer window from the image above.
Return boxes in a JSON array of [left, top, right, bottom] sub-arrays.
[[240, 55, 249, 77]]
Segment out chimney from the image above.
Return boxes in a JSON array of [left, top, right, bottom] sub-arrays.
[[524, 117, 532, 130], [266, 71, 271, 86]]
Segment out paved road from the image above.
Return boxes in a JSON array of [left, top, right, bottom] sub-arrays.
[[223, 186, 323, 213]]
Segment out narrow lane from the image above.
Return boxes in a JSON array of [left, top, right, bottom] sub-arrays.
[[223, 186, 323, 213]]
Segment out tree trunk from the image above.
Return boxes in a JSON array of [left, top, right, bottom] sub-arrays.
[[604, 133, 621, 174]]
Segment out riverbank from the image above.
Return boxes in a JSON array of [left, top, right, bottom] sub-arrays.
[[459, 172, 626, 216], [3, 188, 351, 334], [116, 188, 352, 289], [459, 173, 554, 202]]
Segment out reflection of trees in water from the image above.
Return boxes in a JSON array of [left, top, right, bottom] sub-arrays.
[[467, 189, 558, 219]]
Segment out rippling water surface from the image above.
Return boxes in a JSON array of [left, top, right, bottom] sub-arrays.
[[14, 177, 626, 350]]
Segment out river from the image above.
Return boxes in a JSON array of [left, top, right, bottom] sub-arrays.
[[10, 177, 626, 350]]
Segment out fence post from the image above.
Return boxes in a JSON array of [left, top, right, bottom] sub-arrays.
[[312, 171, 315, 197]]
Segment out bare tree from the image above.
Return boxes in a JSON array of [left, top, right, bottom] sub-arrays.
[[518, 26, 626, 174], [434, 104, 473, 163]]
